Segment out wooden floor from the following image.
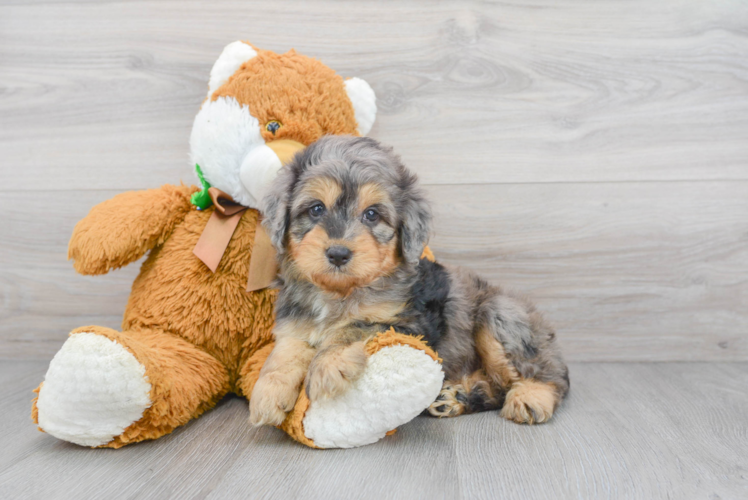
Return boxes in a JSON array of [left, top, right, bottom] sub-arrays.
[[0, 361, 746, 499]]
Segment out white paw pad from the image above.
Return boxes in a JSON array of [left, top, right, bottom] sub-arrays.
[[302, 345, 444, 448], [36, 332, 152, 447]]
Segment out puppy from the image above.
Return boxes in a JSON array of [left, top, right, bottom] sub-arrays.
[[249, 136, 569, 427]]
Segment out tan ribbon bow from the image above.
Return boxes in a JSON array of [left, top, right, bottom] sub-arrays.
[[192, 188, 277, 292], [192, 140, 305, 292]]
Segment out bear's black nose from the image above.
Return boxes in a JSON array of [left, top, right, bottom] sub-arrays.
[[326, 246, 352, 267]]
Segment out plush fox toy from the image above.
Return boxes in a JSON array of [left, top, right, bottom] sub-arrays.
[[31, 41, 444, 449]]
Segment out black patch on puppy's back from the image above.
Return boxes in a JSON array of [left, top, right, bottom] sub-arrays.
[[394, 258, 451, 348]]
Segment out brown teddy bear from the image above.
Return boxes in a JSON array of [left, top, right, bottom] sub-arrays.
[[31, 41, 444, 449]]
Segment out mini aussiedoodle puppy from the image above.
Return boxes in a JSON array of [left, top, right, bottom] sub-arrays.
[[249, 136, 569, 427]]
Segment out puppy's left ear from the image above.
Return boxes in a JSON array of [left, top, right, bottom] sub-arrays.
[[399, 187, 432, 265], [261, 164, 296, 255]]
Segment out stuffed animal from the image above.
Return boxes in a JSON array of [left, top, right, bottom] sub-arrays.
[[31, 41, 444, 449]]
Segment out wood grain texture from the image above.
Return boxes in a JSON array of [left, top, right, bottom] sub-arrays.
[[0, 0, 747, 362], [429, 181, 748, 362], [0, 0, 747, 190], [0, 191, 141, 359], [2, 182, 746, 361], [1, 361, 746, 499]]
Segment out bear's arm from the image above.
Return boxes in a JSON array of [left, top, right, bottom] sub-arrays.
[[68, 184, 198, 275]]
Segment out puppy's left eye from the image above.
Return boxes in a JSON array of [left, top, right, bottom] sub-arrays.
[[362, 208, 380, 223], [309, 203, 326, 219]]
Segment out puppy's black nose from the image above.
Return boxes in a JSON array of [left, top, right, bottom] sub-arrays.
[[326, 246, 352, 267]]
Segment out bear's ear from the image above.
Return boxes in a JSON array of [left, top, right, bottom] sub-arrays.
[[344, 78, 377, 136], [207, 41, 258, 98]]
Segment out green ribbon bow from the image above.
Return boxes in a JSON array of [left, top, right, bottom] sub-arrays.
[[190, 164, 213, 210]]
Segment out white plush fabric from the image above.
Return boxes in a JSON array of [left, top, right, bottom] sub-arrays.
[[207, 41, 257, 98], [303, 345, 444, 448], [193, 49, 378, 209], [344, 77, 377, 135], [190, 96, 266, 208], [36, 333, 152, 447], [240, 143, 283, 206]]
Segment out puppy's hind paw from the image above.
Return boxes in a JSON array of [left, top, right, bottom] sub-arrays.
[[500, 380, 557, 425], [428, 383, 466, 418]]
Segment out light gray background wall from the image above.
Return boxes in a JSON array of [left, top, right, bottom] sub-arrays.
[[1, 0, 747, 362]]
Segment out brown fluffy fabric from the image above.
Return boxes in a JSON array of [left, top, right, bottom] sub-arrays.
[[71, 325, 231, 448], [68, 185, 197, 275], [33, 186, 279, 447], [31, 45, 389, 448], [213, 45, 360, 145]]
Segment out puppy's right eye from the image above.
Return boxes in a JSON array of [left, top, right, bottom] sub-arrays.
[[362, 208, 380, 223], [308, 203, 326, 219]]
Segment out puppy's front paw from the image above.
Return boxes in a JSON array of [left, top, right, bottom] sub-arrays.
[[249, 376, 300, 427], [500, 380, 557, 425], [306, 342, 367, 401]]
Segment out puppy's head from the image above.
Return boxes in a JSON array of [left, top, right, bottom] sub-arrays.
[[263, 136, 431, 296]]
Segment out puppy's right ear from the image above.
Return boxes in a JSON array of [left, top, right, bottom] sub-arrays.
[[261, 164, 296, 255], [399, 183, 432, 266]]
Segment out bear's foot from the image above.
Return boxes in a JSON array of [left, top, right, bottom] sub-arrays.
[[34, 327, 231, 448], [294, 335, 445, 448], [35, 332, 152, 447]]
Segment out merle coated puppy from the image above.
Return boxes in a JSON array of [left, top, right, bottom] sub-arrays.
[[249, 135, 569, 427]]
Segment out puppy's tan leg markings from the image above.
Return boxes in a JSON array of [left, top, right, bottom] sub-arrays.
[[500, 379, 558, 425], [249, 336, 315, 426], [429, 372, 503, 417], [428, 382, 466, 418], [475, 326, 558, 423], [306, 341, 367, 401], [475, 326, 520, 390], [249, 373, 299, 426]]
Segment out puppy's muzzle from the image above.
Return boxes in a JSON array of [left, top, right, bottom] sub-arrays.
[[326, 245, 352, 267]]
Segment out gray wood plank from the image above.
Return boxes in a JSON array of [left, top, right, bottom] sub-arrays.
[[429, 181, 748, 362], [0, 190, 141, 359], [451, 362, 748, 499], [1, 361, 745, 499], [2, 181, 746, 361], [1, 0, 747, 190]]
